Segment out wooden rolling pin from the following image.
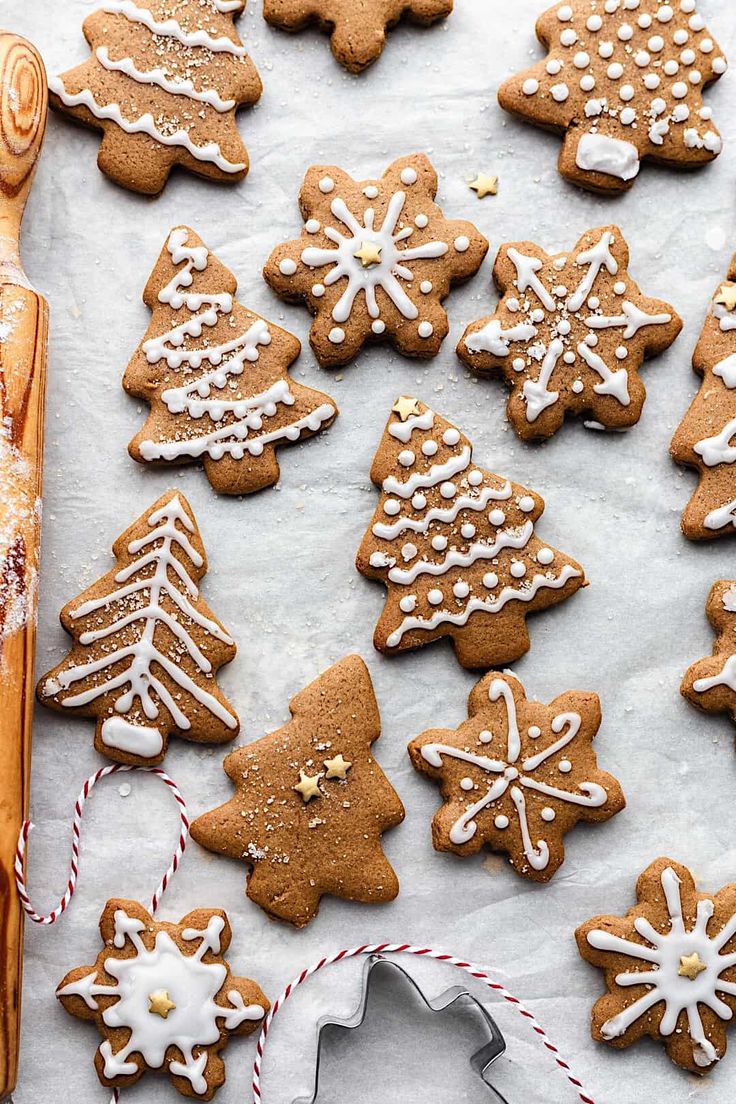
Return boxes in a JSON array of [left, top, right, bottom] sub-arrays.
[[0, 32, 48, 1102]]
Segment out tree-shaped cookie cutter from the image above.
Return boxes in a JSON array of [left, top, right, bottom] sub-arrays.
[[293, 954, 508, 1104]]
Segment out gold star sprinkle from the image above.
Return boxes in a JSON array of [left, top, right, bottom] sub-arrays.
[[715, 284, 736, 311], [324, 754, 352, 780], [391, 396, 421, 421], [148, 990, 176, 1018], [678, 952, 707, 981], [354, 241, 383, 267], [469, 174, 498, 199], [294, 769, 323, 802]]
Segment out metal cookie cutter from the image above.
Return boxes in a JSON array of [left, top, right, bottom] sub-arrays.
[[294, 954, 509, 1104]]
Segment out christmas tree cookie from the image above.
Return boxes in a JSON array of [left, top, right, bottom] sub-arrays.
[[577, 858, 736, 1073], [498, 1, 727, 194], [671, 257, 736, 537], [263, 153, 488, 368], [263, 0, 453, 74], [356, 398, 586, 669], [457, 225, 682, 440], [191, 656, 405, 927], [49, 0, 262, 195], [409, 672, 624, 882], [57, 899, 268, 1098], [37, 492, 239, 766], [681, 578, 736, 730], [124, 227, 337, 494]]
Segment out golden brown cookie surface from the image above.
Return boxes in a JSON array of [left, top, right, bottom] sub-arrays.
[[681, 578, 736, 729], [671, 257, 736, 538], [356, 398, 586, 669], [576, 858, 736, 1074], [457, 225, 682, 440], [409, 672, 624, 882], [498, 0, 727, 194], [37, 491, 239, 766], [57, 898, 268, 1099], [49, 0, 262, 194], [263, 154, 488, 368], [124, 226, 337, 494], [191, 655, 404, 927]]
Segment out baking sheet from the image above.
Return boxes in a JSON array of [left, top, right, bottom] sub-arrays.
[[7, 1, 736, 1101]]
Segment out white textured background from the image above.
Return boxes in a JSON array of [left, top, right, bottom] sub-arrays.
[[6, 1, 736, 1101]]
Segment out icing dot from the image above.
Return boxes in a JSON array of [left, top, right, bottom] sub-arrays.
[[587, 298, 599, 311], [663, 60, 679, 76], [422, 439, 438, 457], [363, 185, 379, 199], [489, 508, 506, 526], [558, 760, 572, 774], [620, 107, 636, 125], [580, 74, 596, 92], [443, 427, 461, 445], [563, 351, 576, 365], [637, 13, 652, 29], [557, 4, 573, 19], [398, 450, 415, 467], [432, 534, 448, 551], [305, 219, 320, 233], [415, 214, 429, 228], [614, 281, 626, 294], [512, 357, 526, 371], [411, 493, 426, 509], [528, 725, 541, 739], [319, 176, 335, 193], [644, 73, 661, 89], [541, 808, 556, 822], [680, 49, 696, 65], [713, 57, 728, 75], [440, 482, 456, 499], [546, 59, 563, 75], [420, 280, 433, 294], [550, 83, 570, 102], [482, 572, 498, 589], [384, 499, 400, 516], [427, 589, 444, 606], [656, 3, 673, 20], [312, 283, 325, 297], [573, 51, 590, 69], [598, 41, 614, 58], [418, 321, 434, 339], [615, 346, 628, 360], [454, 236, 470, 253], [400, 167, 418, 185], [510, 561, 527, 579], [399, 595, 417, 613], [648, 35, 664, 51], [460, 777, 475, 791], [372, 320, 386, 334], [619, 84, 635, 101], [461, 523, 476, 539], [689, 70, 702, 84], [328, 327, 345, 344], [279, 258, 297, 276], [586, 14, 602, 31], [453, 581, 470, 599], [468, 470, 483, 486], [672, 81, 688, 98], [537, 547, 554, 565], [560, 29, 577, 47], [689, 13, 705, 30], [700, 39, 714, 54], [607, 62, 624, 80], [494, 815, 509, 830], [523, 78, 540, 95], [518, 496, 535, 512], [617, 23, 634, 40], [478, 729, 493, 744], [634, 49, 650, 67], [572, 379, 584, 393], [402, 543, 417, 560]]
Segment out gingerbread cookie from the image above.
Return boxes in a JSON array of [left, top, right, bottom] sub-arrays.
[[124, 227, 337, 494], [263, 153, 488, 369], [457, 225, 682, 440], [37, 491, 239, 766], [57, 898, 268, 1098], [191, 656, 404, 927], [671, 257, 736, 537], [356, 398, 586, 669], [408, 672, 624, 882], [576, 858, 736, 1073], [263, 0, 453, 73], [49, 0, 262, 195], [498, 1, 727, 194], [681, 578, 736, 730]]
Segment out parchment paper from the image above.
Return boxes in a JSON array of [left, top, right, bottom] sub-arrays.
[[6, 1, 736, 1101]]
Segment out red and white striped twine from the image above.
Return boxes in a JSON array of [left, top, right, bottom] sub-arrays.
[[251, 943, 596, 1104], [14, 762, 190, 924]]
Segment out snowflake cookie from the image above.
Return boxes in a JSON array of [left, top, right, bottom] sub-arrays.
[[681, 579, 736, 733], [409, 672, 624, 882], [457, 225, 682, 440], [577, 858, 736, 1073], [356, 399, 586, 669], [263, 154, 488, 369], [124, 227, 337, 494], [191, 656, 405, 927], [498, 1, 727, 194], [37, 491, 239, 766], [57, 899, 268, 1098], [49, 0, 262, 195], [263, 0, 454, 74], [671, 257, 736, 538]]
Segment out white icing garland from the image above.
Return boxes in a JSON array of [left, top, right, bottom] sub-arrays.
[[421, 678, 605, 870], [95, 47, 236, 112], [102, 0, 247, 55], [41, 495, 238, 753], [58, 908, 264, 1093], [587, 866, 736, 1069]]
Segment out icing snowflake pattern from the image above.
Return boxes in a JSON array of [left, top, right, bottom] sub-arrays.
[[498, 0, 727, 192], [409, 674, 623, 880], [57, 900, 267, 1096], [265, 154, 488, 367], [458, 225, 681, 439], [579, 862, 736, 1071]]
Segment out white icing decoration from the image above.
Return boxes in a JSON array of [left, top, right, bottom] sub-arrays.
[[102, 0, 246, 54], [136, 229, 334, 461], [575, 133, 640, 181], [42, 495, 238, 739], [694, 653, 736, 693], [713, 353, 736, 389], [94, 47, 236, 111], [388, 409, 435, 442], [587, 866, 736, 1068], [421, 678, 604, 868], [372, 483, 512, 541], [59, 909, 264, 1093], [382, 447, 472, 499], [387, 522, 534, 585], [101, 717, 163, 758], [694, 417, 736, 467], [301, 188, 448, 324]]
